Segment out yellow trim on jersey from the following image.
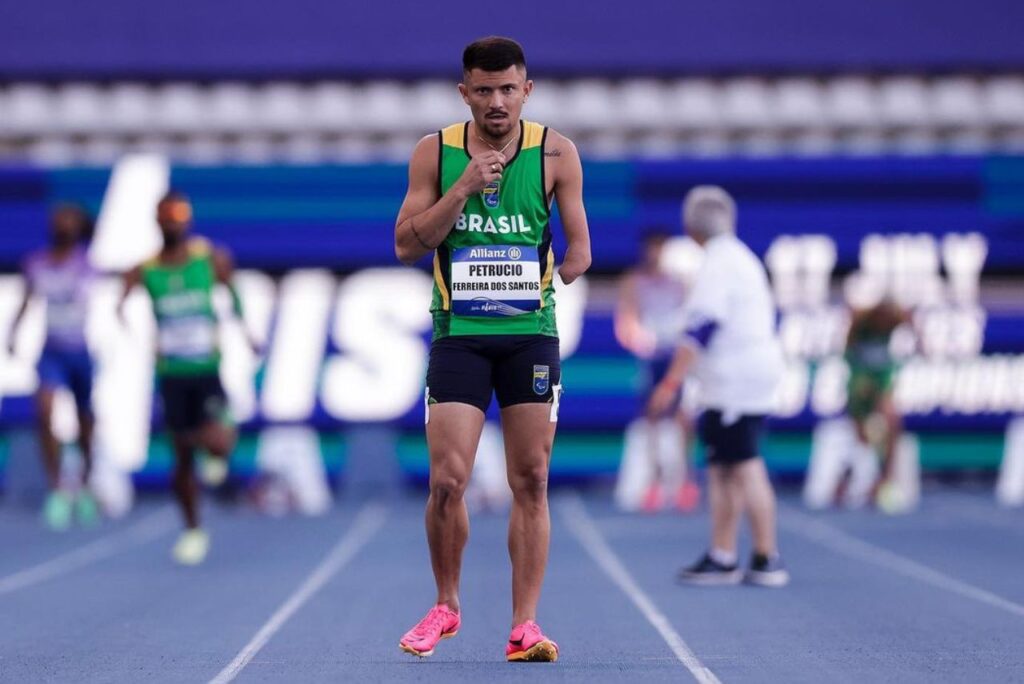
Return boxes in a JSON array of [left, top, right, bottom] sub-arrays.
[[188, 236, 212, 257], [441, 123, 465, 148], [433, 252, 450, 310], [539, 248, 555, 307], [522, 121, 545, 149]]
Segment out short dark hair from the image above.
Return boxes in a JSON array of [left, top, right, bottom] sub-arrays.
[[158, 189, 190, 207], [463, 36, 526, 74]]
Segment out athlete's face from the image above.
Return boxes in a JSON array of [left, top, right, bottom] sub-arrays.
[[157, 199, 193, 247], [50, 207, 83, 247], [459, 66, 532, 140]]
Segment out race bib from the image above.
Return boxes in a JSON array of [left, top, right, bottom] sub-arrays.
[[450, 245, 542, 317], [158, 316, 216, 358]]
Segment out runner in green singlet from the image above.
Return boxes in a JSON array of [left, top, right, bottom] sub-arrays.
[[395, 37, 592, 662], [118, 191, 251, 565], [844, 299, 908, 505]]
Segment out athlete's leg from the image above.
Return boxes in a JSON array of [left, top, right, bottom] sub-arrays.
[[878, 391, 902, 482], [34, 387, 61, 489], [76, 410, 94, 483], [501, 403, 556, 626], [734, 457, 779, 556], [426, 403, 485, 613], [197, 421, 236, 459], [171, 432, 200, 528], [708, 464, 742, 555]]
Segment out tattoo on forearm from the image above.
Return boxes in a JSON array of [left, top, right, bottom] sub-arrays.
[[544, 149, 562, 157]]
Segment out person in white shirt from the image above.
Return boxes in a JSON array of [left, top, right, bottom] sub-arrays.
[[648, 185, 789, 587]]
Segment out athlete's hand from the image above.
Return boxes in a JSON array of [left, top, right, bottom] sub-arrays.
[[455, 151, 506, 196]]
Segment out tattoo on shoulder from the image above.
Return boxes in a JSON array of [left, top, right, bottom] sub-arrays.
[[544, 149, 562, 157]]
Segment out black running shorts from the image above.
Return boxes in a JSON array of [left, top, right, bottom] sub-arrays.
[[426, 335, 561, 413], [158, 373, 228, 432], [698, 410, 765, 465]]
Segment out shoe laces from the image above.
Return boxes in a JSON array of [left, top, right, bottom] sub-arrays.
[[411, 606, 449, 638]]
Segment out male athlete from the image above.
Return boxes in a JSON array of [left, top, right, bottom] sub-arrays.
[[844, 299, 907, 511], [614, 228, 699, 512], [118, 191, 249, 565], [649, 186, 789, 587], [394, 36, 591, 662], [8, 204, 99, 530]]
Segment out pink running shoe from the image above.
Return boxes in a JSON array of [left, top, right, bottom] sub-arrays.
[[399, 604, 461, 657], [641, 482, 664, 513], [505, 620, 559, 662]]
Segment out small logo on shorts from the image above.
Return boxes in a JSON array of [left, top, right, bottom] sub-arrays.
[[482, 181, 500, 208], [532, 365, 550, 395]]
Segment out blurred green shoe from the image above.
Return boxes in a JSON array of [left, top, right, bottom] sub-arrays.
[[172, 528, 210, 566], [75, 491, 101, 527], [198, 455, 229, 488], [43, 491, 73, 532]]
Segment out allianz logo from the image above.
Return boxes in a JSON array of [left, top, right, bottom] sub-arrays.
[[455, 213, 532, 234]]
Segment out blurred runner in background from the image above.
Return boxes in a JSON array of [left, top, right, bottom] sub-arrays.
[[614, 228, 699, 513], [8, 203, 99, 531], [118, 191, 253, 565]]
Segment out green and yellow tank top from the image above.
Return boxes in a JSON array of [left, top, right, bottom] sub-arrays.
[[140, 237, 220, 377], [430, 120, 557, 340]]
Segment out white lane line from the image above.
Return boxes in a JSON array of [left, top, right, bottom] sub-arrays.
[[0, 505, 176, 597], [560, 494, 722, 684], [780, 508, 1024, 619], [209, 503, 389, 684]]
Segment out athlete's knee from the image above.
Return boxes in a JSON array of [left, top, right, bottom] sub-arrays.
[[508, 463, 549, 503], [202, 424, 235, 457], [429, 470, 470, 506]]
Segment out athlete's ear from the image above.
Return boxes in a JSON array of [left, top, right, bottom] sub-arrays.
[[523, 79, 534, 101], [458, 82, 469, 104]]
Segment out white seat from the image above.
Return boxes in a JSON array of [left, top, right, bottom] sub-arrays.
[[25, 137, 76, 166], [522, 81, 565, 129], [891, 129, 939, 155], [352, 81, 409, 133], [328, 135, 376, 162], [179, 136, 226, 165], [228, 134, 275, 164], [108, 83, 156, 135], [775, 78, 825, 130], [5, 83, 57, 136], [790, 129, 837, 156], [208, 82, 258, 134], [407, 81, 464, 133], [983, 76, 1024, 128], [53, 83, 108, 135], [255, 82, 311, 133], [308, 82, 357, 133], [666, 79, 722, 131], [76, 136, 123, 165], [583, 131, 630, 159], [153, 83, 208, 134], [280, 134, 326, 164], [380, 134, 422, 162], [823, 77, 878, 130], [721, 78, 774, 130], [617, 79, 670, 131], [930, 77, 983, 128], [562, 79, 616, 132], [636, 131, 683, 159], [945, 129, 991, 154], [878, 76, 931, 128]]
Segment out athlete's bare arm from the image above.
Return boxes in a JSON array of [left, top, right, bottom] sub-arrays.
[[545, 130, 591, 285], [395, 134, 508, 265], [212, 246, 259, 352], [614, 271, 647, 356], [116, 266, 142, 326]]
